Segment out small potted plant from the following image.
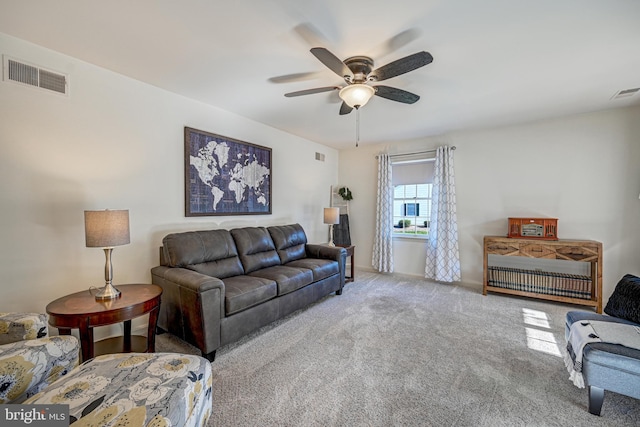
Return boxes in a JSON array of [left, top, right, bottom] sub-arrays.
[[338, 187, 353, 201]]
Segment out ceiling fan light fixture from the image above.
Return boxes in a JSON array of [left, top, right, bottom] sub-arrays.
[[339, 84, 375, 108]]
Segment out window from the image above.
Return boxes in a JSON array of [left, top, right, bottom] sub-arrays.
[[393, 183, 433, 237], [391, 157, 434, 238]]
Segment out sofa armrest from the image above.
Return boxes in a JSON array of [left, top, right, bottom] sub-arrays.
[[306, 244, 346, 262], [0, 335, 79, 403], [306, 244, 347, 288], [151, 266, 225, 358]]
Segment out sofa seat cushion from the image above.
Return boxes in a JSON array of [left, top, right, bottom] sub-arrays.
[[565, 310, 640, 370], [25, 353, 212, 427], [565, 311, 640, 340], [285, 258, 339, 282], [565, 311, 640, 328], [249, 265, 314, 296], [223, 275, 277, 315]]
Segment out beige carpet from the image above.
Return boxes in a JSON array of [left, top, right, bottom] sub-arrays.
[[156, 270, 640, 426]]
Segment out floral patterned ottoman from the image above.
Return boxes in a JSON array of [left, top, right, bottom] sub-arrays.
[[25, 352, 213, 427]]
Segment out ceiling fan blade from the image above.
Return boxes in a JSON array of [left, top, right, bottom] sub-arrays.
[[368, 28, 422, 59], [374, 85, 420, 104], [339, 102, 353, 115], [368, 51, 433, 82], [285, 86, 340, 97], [269, 71, 322, 84], [310, 47, 354, 80], [294, 23, 329, 48]]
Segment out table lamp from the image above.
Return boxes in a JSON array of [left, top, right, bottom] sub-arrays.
[[84, 209, 130, 300], [323, 207, 340, 246]]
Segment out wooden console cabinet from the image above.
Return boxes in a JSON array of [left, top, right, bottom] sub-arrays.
[[483, 236, 602, 313]]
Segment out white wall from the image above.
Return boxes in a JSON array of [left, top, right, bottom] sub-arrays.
[[339, 105, 640, 302], [0, 33, 338, 322], [2, 31, 638, 322]]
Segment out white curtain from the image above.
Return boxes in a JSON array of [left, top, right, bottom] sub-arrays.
[[425, 146, 461, 282], [372, 153, 394, 272]]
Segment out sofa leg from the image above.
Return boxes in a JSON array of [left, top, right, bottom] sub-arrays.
[[588, 386, 604, 416], [336, 289, 343, 295], [203, 350, 216, 362]]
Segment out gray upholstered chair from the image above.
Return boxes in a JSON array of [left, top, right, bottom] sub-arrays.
[[564, 274, 640, 415]]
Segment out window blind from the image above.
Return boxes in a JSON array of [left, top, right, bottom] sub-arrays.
[[392, 159, 435, 186]]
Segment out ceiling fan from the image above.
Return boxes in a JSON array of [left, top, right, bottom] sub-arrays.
[[284, 47, 433, 115]]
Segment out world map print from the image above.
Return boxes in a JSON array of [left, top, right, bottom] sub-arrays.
[[185, 128, 271, 216]]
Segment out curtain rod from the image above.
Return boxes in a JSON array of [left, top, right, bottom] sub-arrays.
[[376, 146, 456, 159]]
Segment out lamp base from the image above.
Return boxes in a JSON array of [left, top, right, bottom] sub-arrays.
[[95, 283, 121, 301], [328, 224, 336, 246]]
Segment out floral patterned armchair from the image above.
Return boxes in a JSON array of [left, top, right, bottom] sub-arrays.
[[0, 312, 213, 426], [0, 312, 79, 403]]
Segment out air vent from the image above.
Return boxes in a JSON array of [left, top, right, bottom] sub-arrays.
[[3, 56, 68, 95], [315, 152, 325, 162], [611, 87, 640, 100]]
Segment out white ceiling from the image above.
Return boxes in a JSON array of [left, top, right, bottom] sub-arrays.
[[1, 0, 639, 149]]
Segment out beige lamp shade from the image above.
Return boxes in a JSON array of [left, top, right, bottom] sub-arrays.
[[84, 210, 130, 248], [323, 207, 340, 225]]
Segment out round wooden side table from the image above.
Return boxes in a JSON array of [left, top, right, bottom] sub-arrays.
[[46, 284, 162, 362]]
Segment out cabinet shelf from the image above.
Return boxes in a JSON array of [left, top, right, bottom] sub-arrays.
[[483, 236, 602, 313]]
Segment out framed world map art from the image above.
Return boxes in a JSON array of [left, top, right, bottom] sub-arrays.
[[184, 127, 272, 216]]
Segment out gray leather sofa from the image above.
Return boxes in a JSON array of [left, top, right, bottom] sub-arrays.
[[151, 223, 346, 361]]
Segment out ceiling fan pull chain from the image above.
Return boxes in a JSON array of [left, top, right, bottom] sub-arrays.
[[356, 107, 360, 147]]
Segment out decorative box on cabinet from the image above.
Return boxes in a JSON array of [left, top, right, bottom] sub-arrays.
[[507, 217, 558, 240], [483, 236, 602, 313]]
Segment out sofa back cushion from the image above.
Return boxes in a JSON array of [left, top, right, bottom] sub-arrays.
[[268, 223, 308, 264], [231, 227, 281, 274], [162, 229, 244, 279], [604, 274, 640, 324]]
